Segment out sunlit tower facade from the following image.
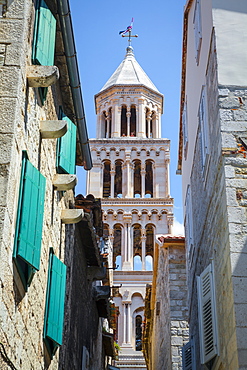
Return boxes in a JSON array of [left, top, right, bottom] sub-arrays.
[[87, 43, 173, 369]]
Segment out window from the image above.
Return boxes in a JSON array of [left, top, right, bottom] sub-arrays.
[[182, 101, 188, 159], [198, 86, 209, 175], [193, 0, 202, 64], [56, 112, 77, 174], [13, 155, 46, 290], [185, 185, 193, 263], [32, 0, 56, 103], [103, 161, 111, 198], [135, 315, 142, 351], [44, 250, 67, 357], [197, 262, 218, 364], [182, 339, 196, 370]]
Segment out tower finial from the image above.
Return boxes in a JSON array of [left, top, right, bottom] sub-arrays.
[[119, 18, 138, 47]]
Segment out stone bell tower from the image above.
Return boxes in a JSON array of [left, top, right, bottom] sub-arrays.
[[87, 44, 173, 369]]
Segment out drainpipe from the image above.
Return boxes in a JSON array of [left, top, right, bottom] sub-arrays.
[[56, 0, 92, 170]]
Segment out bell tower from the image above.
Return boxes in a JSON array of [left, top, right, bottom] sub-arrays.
[[87, 43, 173, 369]]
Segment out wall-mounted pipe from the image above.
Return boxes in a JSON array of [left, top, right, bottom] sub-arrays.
[[57, 0, 92, 170]]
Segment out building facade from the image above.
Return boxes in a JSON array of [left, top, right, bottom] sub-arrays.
[[0, 0, 114, 369], [143, 235, 188, 370], [178, 0, 247, 369], [87, 45, 174, 369]]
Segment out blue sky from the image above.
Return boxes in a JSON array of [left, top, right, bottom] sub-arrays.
[[70, 0, 185, 227]]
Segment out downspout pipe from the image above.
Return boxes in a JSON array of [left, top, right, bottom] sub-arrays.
[[56, 0, 92, 170]]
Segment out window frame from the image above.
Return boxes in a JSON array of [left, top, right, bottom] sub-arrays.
[[56, 112, 77, 175], [182, 100, 188, 159], [198, 85, 210, 178], [197, 262, 219, 364], [13, 154, 46, 290], [193, 0, 202, 64], [185, 184, 194, 265], [182, 338, 196, 370], [44, 249, 67, 358]]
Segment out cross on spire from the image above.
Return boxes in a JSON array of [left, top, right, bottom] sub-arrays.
[[119, 18, 138, 46]]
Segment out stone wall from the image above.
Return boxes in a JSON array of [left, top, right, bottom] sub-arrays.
[[188, 29, 247, 369], [0, 0, 80, 369], [145, 239, 188, 370]]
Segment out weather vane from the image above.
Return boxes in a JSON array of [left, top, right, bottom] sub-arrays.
[[119, 18, 138, 46]]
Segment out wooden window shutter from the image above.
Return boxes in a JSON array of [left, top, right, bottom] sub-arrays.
[[16, 158, 46, 271], [44, 253, 67, 347], [182, 339, 196, 370], [57, 114, 77, 174], [32, 0, 56, 66], [197, 262, 218, 364]]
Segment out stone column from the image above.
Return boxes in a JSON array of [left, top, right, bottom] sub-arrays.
[[165, 159, 170, 197], [112, 102, 121, 137], [125, 151, 131, 198], [106, 116, 110, 138], [127, 303, 131, 344], [137, 99, 146, 137], [122, 213, 132, 270], [141, 231, 146, 271], [110, 167, 115, 198], [96, 111, 102, 138], [153, 163, 157, 198], [123, 303, 127, 344], [126, 108, 131, 137], [141, 167, 145, 198]]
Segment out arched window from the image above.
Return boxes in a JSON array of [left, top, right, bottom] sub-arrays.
[[113, 224, 122, 269], [135, 315, 142, 351], [103, 111, 107, 138], [145, 160, 153, 198], [133, 224, 141, 256], [108, 108, 112, 138], [103, 224, 109, 239], [145, 255, 153, 271], [145, 109, 151, 138], [145, 224, 154, 269], [130, 105, 136, 136], [134, 255, 142, 271], [133, 160, 141, 198], [103, 161, 111, 198], [115, 255, 122, 271], [121, 105, 127, 136], [114, 160, 122, 198]]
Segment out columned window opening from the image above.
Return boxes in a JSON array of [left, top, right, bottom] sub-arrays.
[[114, 160, 123, 198], [145, 160, 153, 198], [133, 160, 141, 198], [150, 111, 155, 138], [103, 111, 107, 138], [108, 108, 112, 138], [121, 105, 127, 136], [113, 224, 122, 269], [103, 161, 111, 198], [135, 315, 143, 351], [145, 109, 150, 138], [145, 224, 154, 271], [103, 224, 109, 239], [133, 224, 142, 270], [130, 105, 136, 136]]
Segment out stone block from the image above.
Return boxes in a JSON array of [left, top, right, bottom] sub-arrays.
[[219, 97, 240, 109], [0, 19, 25, 42], [221, 132, 237, 150], [171, 336, 183, 346], [220, 109, 233, 121], [230, 252, 247, 277], [225, 187, 238, 206], [227, 206, 246, 223], [233, 109, 247, 121], [0, 66, 22, 97], [218, 88, 230, 97], [171, 321, 180, 327]]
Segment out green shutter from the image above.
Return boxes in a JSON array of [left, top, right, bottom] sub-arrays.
[[32, 0, 56, 66], [17, 159, 46, 271], [57, 115, 77, 174], [45, 253, 67, 346]]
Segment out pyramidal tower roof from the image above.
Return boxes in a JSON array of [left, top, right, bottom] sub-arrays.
[[100, 46, 160, 94]]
